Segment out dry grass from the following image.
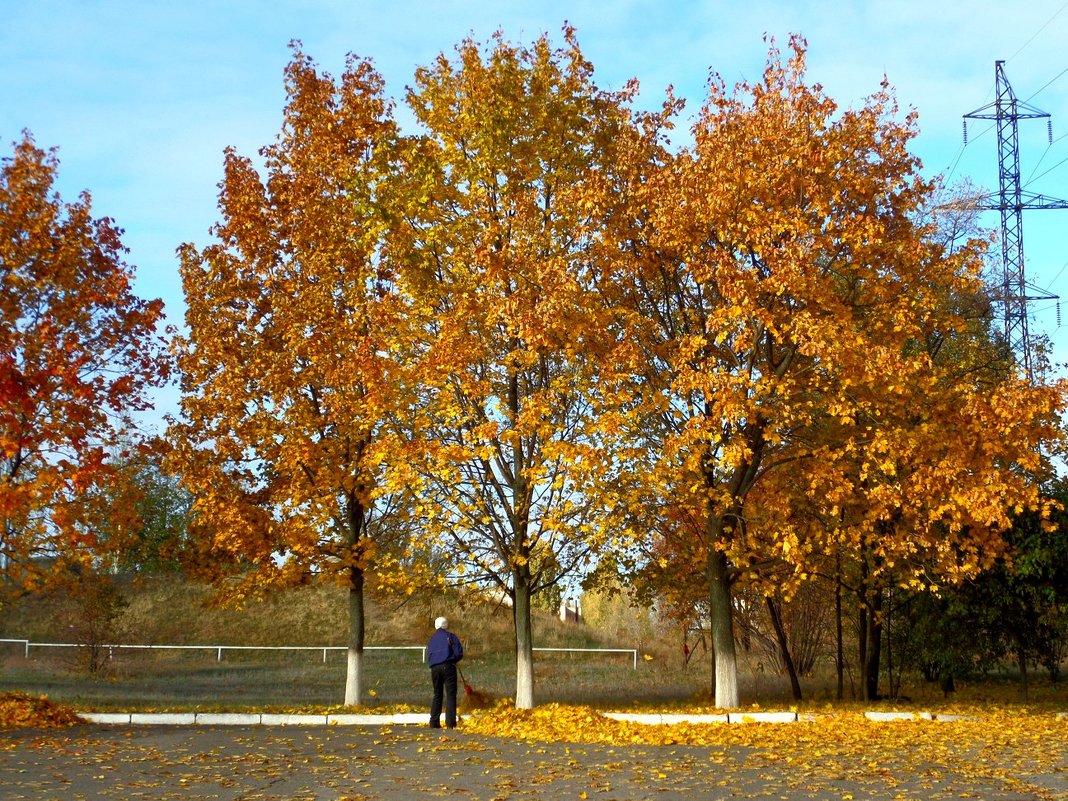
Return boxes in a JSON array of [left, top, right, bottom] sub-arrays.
[[0, 577, 684, 710], [2, 576, 1065, 713]]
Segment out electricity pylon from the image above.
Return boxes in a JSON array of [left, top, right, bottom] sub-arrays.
[[963, 60, 1067, 379]]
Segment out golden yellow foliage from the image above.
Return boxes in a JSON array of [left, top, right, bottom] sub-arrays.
[[168, 46, 422, 705], [396, 28, 644, 709], [593, 34, 1067, 708], [461, 701, 1067, 766], [0, 693, 84, 730]]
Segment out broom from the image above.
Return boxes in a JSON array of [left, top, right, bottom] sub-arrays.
[[457, 666, 492, 709]]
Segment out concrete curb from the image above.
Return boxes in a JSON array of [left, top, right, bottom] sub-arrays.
[[932, 713, 979, 722], [82, 710, 801, 727], [196, 713, 261, 725], [602, 712, 730, 725], [863, 711, 988, 722], [75, 709, 1064, 727], [728, 711, 799, 724], [81, 713, 133, 724], [260, 714, 330, 726], [78, 712, 391, 726], [130, 712, 196, 725], [604, 712, 800, 724], [864, 711, 934, 722], [78, 711, 432, 726]]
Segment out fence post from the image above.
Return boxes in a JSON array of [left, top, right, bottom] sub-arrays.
[[217, 647, 223, 662]]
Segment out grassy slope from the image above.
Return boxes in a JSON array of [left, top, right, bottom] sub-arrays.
[[0, 576, 711, 710], [2, 577, 1066, 712]]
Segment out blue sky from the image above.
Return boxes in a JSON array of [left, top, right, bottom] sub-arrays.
[[3, 1, 1068, 424]]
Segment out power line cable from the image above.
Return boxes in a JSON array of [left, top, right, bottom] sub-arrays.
[[1008, 1, 1068, 63], [946, 121, 995, 179], [1026, 152, 1068, 185], [1023, 65, 1068, 104], [1047, 259, 1068, 288], [943, 141, 968, 181], [1025, 139, 1056, 184]]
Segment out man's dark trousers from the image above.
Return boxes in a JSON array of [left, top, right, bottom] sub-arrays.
[[430, 661, 458, 728]]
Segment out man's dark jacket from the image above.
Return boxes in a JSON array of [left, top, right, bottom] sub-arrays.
[[427, 628, 463, 667]]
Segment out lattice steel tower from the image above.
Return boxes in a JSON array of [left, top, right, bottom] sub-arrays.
[[963, 60, 1067, 379]]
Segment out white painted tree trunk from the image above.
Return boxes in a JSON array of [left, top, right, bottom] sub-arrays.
[[709, 548, 739, 709], [344, 646, 363, 706], [513, 579, 535, 709], [344, 578, 365, 706]]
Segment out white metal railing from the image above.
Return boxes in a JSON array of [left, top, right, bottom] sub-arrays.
[[1, 639, 639, 668], [0, 638, 30, 658], [0, 640, 424, 663], [534, 647, 639, 670]]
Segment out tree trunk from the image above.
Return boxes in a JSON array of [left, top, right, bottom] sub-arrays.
[[708, 547, 739, 709], [1017, 642, 1029, 702], [513, 568, 535, 709], [886, 586, 897, 699], [835, 557, 844, 701], [344, 566, 365, 706], [709, 630, 717, 700], [861, 588, 883, 702], [858, 602, 868, 699], [766, 595, 802, 701], [343, 493, 367, 707]]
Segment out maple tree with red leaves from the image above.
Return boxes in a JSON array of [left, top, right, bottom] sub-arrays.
[[0, 133, 171, 597]]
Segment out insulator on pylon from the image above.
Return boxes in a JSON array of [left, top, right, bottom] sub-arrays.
[[1058, 302, 1062, 328], [963, 119, 968, 144], [1049, 119, 1054, 144]]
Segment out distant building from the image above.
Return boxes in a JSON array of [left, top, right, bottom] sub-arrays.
[[483, 587, 514, 609], [559, 597, 581, 624]]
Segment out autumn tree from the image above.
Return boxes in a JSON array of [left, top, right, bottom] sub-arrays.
[[946, 479, 1068, 696], [597, 37, 1066, 709], [736, 141, 1067, 702], [395, 29, 637, 709], [870, 475, 1068, 701], [0, 133, 171, 599], [761, 177, 1066, 701], [169, 48, 415, 705], [96, 443, 191, 575], [748, 356, 1064, 701]]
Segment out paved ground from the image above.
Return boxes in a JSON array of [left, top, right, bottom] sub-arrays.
[[2, 722, 1066, 801]]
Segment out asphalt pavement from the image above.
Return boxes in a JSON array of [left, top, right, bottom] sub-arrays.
[[2, 722, 1066, 801]]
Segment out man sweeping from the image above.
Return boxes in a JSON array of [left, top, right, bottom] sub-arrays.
[[427, 616, 463, 729]]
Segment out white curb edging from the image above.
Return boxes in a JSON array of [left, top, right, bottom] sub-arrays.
[[604, 711, 796, 725], [864, 711, 934, 721], [80, 712, 132, 724], [196, 713, 261, 725], [77, 709, 1060, 727], [326, 714, 392, 725], [727, 711, 798, 724], [260, 714, 330, 726], [130, 712, 196, 725]]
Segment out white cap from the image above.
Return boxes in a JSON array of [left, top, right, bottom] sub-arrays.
[[435, 616, 448, 630]]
